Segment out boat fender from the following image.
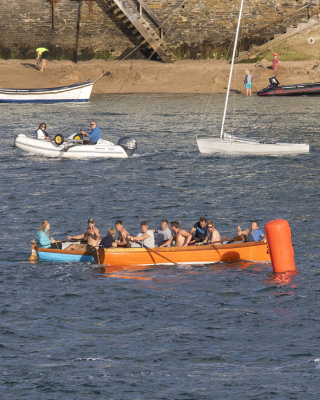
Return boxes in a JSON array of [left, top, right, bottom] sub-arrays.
[[308, 37, 315, 45], [117, 136, 137, 157], [54, 134, 64, 146], [265, 219, 296, 274], [269, 76, 279, 87], [29, 240, 38, 263]]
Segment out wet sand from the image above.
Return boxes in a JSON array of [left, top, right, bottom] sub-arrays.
[[0, 59, 319, 94]]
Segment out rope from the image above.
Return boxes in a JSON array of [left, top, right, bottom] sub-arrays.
[[92, 0, 187, 86]]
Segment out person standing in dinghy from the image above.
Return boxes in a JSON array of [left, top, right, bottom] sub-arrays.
[[81, 121, 101, 144]]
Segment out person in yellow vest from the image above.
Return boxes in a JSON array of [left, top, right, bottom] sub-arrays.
[[36, 47, 49, 72]]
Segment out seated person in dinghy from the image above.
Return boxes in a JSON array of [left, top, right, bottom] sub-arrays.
[[37, 220, 62, 249], [36, 122, 50, 141], [128, 221, 155, 248], [67, 218, 100, 250], [238, 221, 265, 242], [160, 221, 192, 247], [81, 120, 101, 144]]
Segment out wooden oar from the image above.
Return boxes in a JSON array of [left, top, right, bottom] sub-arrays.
[[135, 241, 179, 266], [207, 235, 244, 245]]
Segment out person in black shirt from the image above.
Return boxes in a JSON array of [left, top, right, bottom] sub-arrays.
[[190, 217, 208, 243], [100, 228, 117, 248]]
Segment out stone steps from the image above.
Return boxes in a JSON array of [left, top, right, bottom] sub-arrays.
[[110, 0, 176, 62]]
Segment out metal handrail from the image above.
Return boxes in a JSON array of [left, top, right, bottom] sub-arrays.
[[132, 0, 166, 35], [242, 3, 318, 40]]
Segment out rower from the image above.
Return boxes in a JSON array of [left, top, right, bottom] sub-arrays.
[[238, 221, 265, 242], [201, 220, 221, 245], [100, 228, 117, 249], [128, 221, 155, 248], [66, 218, 100, 250], [190, 217, 208, 244], [160, 221, 192, 247], [152, 219, 172, 247]]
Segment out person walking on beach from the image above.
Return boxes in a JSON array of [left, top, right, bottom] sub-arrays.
[[244, 70, 252, 96], [272, 53, 280, 71], [36, 47, 49, 72]]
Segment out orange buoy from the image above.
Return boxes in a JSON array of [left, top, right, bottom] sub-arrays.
[[265, 219, 296, 274], [29, 240, 38, 263]]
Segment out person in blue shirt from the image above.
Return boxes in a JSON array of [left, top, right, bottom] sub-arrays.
[[238, 221, 265, 242], [190, 217, 208, 244], [81, 120, 101, 144], [37, 220, 62, 249]]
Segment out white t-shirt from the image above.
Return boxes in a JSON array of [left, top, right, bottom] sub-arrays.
[[37, 128, 46, 140], [137, 230, 155, 248], [154, 227, 172, 246]]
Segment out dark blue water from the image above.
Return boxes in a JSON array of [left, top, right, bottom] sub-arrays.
[[1, 94, 320, 399]]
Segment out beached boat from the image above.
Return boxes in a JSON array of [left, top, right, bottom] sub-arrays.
[[14, 133, 137, 159], [258, 77, 320, 96], [0, 80, 93, 103], [33, 240, 271, 267], [196, 0, 309, 155]]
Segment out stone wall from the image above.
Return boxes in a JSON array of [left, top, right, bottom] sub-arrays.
[[0, 0, 316, 59]]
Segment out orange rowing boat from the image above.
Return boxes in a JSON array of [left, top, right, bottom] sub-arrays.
[[98, 241, 270, 267], [31, 239, 270, 267]]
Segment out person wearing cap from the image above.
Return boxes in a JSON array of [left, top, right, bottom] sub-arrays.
[[272, 53, 280, 71], [66, 218, 100, 250]]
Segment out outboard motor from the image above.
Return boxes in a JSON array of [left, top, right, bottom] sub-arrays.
[[117, 136, 137, 157], [269, 76, 280, 88]]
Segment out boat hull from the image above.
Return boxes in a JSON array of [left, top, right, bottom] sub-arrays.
[[38, 248, 95, 263], [197, 137, 309, 155], [0, 81, 93, 103], [99, 241, 271, 267], [257, 82, 320, 96], [14, 134, 129, 159], [36, 241, 270, 267]]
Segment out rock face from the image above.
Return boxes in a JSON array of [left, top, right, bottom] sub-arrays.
[[0, 0, 318, 60]]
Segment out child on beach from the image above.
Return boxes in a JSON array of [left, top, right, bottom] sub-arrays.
[[272, 53, 280, 71], [244, 70, 252, 96]]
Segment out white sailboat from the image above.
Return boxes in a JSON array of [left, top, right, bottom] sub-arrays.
[[196, 0, 309, 156]]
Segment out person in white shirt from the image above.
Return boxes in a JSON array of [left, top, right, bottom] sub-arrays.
[[153, 219, 172, 247], [129, 221, 155, 248], [36, 122, 50, 141]]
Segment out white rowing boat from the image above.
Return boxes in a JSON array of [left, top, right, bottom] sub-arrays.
[[14, 133, 137, 159], [0, 80, 93, 103]]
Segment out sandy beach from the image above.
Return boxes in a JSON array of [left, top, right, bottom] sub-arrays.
[[0, 58, 319, 94]]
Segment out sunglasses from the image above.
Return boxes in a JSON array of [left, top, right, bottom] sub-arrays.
[[207, 226, 213, 228]]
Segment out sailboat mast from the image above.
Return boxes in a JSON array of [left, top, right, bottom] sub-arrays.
[[220, 0, 245, 139]]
